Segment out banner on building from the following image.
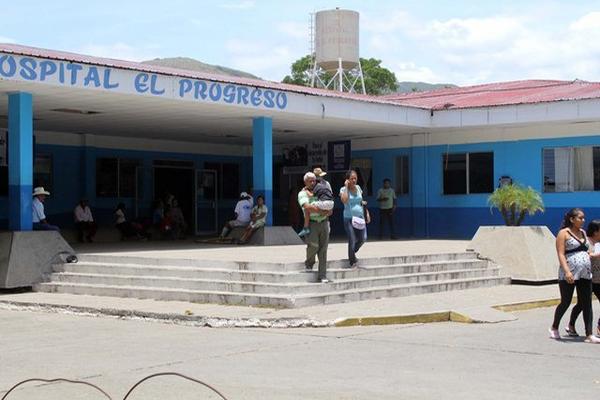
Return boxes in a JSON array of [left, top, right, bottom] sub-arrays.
[[328, 140, 351, 172], [282, 142, 328, 174], [0, 130, 6, 167]]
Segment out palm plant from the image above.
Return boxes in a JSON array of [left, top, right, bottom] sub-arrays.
[[487, 184, 544, 226]]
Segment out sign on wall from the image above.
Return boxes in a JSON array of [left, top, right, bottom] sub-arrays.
[[0, 53, 289, 111], [328, 140, 351, 172], [282, 142, 329, 174], [0, 129, 6, 167]]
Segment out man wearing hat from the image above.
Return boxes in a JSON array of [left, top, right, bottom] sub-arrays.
[[298, 167, 334, 238], [219, 191, 253, 239], [32, 187, 60, 231]]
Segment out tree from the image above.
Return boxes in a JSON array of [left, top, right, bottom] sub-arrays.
[[282, 55, 397, 95], [487, 184, 545, 226]]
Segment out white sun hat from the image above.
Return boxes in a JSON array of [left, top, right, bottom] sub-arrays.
[[32, 187, 50, 197]]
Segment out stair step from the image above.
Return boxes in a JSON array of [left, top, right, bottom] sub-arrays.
[[34, 275, 510, 308], [74, 251, 479, 272], [47, 267, 501, 294], [54, 259, 490, 283]]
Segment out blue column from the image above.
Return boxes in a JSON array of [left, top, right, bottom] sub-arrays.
[[252, 117, 273, 226], [8, 92, 33, 231]]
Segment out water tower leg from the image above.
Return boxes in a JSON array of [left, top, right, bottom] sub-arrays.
[[310, 55, 318, 88], [358, 60, 366, 95], [338, 58, 343, 92]]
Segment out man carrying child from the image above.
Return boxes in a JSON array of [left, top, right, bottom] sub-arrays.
[[298, 167, 334, 238]]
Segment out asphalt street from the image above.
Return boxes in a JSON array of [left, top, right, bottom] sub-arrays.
[[1, 305, 599, 399]]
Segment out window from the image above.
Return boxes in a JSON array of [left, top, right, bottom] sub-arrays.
[[543, 146, 600, 192], [33, 154, 53, 192], [96, 158, 140, 197], [443, 152, 493, 194], [395, 155, 409, 195], [204, 162, 240, 199], [351, 158, 373, 196]]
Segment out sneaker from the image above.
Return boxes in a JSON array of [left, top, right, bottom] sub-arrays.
[[298, 228, 311, 238], [565, 326, 579, 337], [548, 328, 560, 340], [319, 278, 332, 283], [584, 335, 600, 344]]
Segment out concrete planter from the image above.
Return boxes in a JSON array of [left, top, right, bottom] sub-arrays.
[[0, 231, 74, 288], [468, 226, 558, 283]]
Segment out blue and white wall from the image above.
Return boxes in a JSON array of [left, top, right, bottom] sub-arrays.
[[352, 120, 600, 238], [0, 130, 253, 230]]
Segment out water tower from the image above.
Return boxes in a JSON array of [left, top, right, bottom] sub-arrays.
[[310, 8, 366, 94]]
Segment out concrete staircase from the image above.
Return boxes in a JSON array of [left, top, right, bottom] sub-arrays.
[[33, 252, 510, 308]]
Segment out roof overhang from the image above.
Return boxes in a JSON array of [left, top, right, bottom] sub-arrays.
[[0, 45, 430, 145]]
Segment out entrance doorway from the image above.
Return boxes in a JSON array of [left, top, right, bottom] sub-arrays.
[[153, 165, 195, 234]]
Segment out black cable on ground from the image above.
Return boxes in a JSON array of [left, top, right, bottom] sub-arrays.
[[122, 372, 229, 400], [1, 373, 229, 400], [0, 378, 113, 399]]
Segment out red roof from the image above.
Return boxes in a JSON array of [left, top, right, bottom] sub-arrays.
[[382, 79, 600, 110], [0, 43, 409, 107]]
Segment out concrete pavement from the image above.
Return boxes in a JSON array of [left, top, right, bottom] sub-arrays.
[[0, 284, 560, 328], [1, 305, 599, 399]]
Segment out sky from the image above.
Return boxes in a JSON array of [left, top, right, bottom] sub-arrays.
[[1, 0, 600, 86]]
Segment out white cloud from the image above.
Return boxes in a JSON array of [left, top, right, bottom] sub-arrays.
[[362, 11, 414, 34], [77, 42, 158, 62], [393, 62, 441, 83], [424, 17, 525, 50], [225, 38, 296, 79], [570, 11, 600, 31], [218, 1, 255, 10], [361, 10, 600, 85], [0, 36, 16, 43], [277, 21, 309, 40]]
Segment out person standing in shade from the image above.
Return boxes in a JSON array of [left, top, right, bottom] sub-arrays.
[[340, 170, 369, 268], [32, 187, 60, 231], [549, 208, 600, 343], [298, 172, 333, 283], [74, 198, 97, 242], [376, 178, 397, 240]]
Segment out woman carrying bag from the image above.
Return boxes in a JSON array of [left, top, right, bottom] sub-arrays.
[[340, 169, 370, 268]]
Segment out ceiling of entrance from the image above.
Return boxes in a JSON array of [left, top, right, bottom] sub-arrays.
[[0, 81, 424, 145]]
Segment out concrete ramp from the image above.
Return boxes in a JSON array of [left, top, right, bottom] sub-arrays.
[[0, 231, 75, 288]]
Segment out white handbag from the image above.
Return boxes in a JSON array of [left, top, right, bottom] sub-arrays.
[[351, 216, 366, 230]]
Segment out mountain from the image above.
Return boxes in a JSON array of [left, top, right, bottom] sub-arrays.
[[396, 81, 458, 93], [141, 57, 261, 80]]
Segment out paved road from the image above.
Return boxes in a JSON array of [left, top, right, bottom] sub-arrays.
[[1, 305, 599, 399]]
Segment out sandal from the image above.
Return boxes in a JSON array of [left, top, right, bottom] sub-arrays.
[[584, 335, 600, 344], [565, 326, 579, 337]]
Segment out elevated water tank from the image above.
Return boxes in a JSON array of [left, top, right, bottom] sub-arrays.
[[314, 9, 359, 72]]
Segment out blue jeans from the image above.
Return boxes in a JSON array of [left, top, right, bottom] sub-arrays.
[[343, 218, 367, 265]]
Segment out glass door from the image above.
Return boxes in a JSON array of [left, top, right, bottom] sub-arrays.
[[195, 169, 218, 235]]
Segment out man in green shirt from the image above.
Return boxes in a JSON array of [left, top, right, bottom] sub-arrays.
[[298, 172, 333, 283], [376, 178, 397, 240]]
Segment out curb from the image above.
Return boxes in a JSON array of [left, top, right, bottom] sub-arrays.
[[1, 296, 570, 328], [0, 300, 485, 328], [493, 297, 574, 312], [334, 311, 473, 327]]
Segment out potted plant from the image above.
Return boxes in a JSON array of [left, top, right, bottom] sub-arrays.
[[470, 183, 556, 282], [487, 184, 545, 225]]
